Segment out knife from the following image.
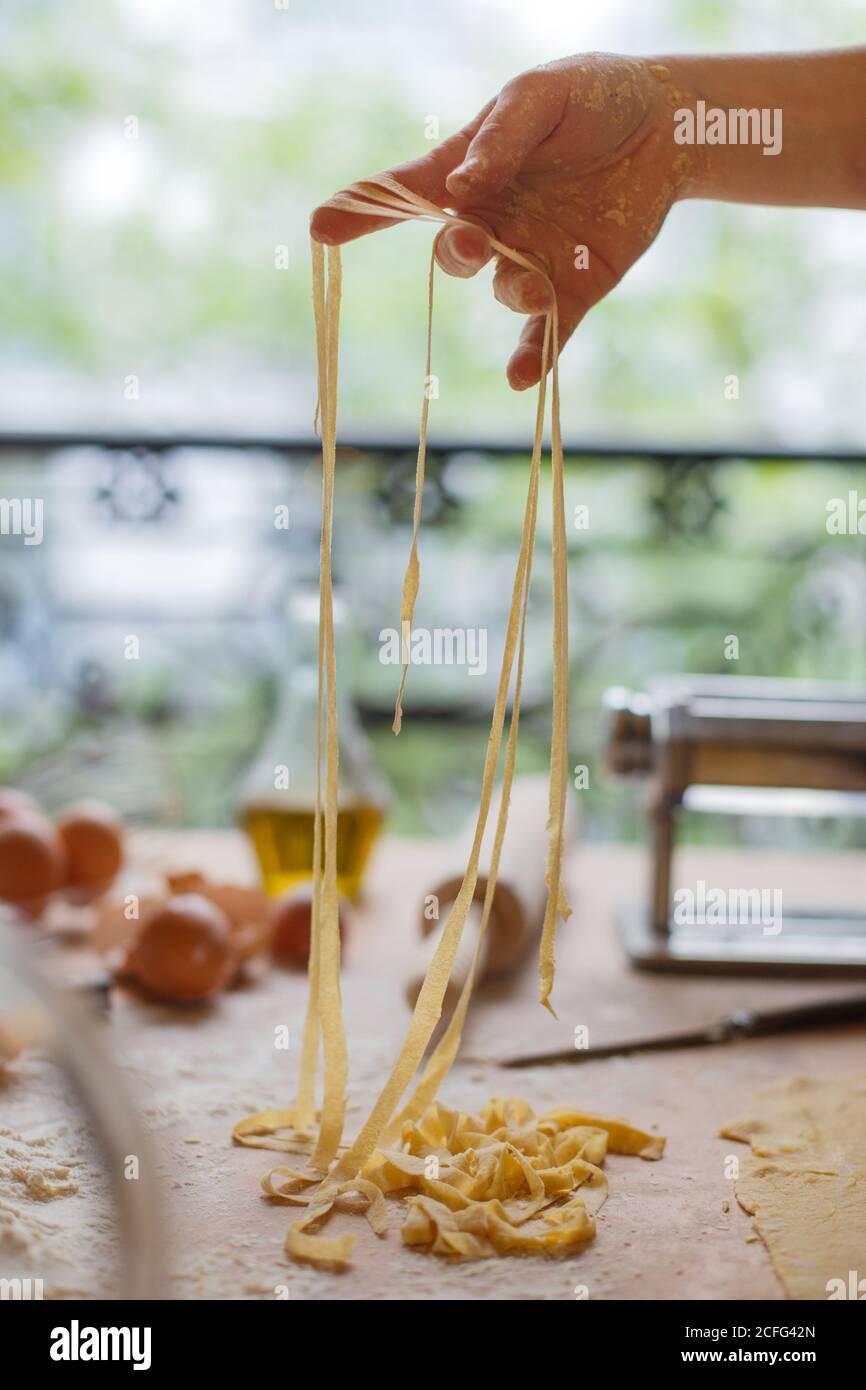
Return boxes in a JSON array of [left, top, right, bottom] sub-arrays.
[[501, 993, 866, 1068]]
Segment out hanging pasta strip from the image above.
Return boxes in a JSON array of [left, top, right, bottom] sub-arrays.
[[227, 181, 665, 1274], [254, 178, 571, 1211], [539, 307, 572, 1013], [329, 481, 538, 1182], [382, 316, 552, 1144], [301, 241, 349, 1169], [295, 176, 572, 1186], [294, 243, 330, 1131], [323, 176, 572, 1012], [392, 247, 436, 734], [314, 242, 350, 1169]]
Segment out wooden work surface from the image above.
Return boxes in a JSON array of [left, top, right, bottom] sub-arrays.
[[4, 830, 866, 1301]]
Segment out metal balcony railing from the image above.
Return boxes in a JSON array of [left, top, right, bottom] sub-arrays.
[[0, 430, 863, 833]]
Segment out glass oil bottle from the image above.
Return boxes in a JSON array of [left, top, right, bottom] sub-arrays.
[[240, 587, 386, 899]]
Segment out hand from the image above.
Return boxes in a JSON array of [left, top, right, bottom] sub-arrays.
[[311, 53, 695, 390]]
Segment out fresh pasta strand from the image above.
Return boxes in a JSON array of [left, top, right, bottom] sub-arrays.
[[323, 176, 573, 1011], [237, 1098, 664, 1267], [235, 177, 610, 1265], [392, 246, 436, 734], [293, 243, 330, 1134], [540, 301, 573, 1014], [313, 241, 349, 1172], [300, 241, 348, 1170], [382, 314, 552, 1145], [321, 181, 570, 1184]]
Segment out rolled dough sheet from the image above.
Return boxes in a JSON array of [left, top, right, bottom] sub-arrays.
[[722, 1074, 866, 1301]]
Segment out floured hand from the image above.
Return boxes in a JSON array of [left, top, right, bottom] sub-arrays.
[[310, 53, 696, 389]]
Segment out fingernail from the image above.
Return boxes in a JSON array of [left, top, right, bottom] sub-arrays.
[[451, 234, 478, 267], [509, 349, 540, 391], [309, 215, 337, 245], [448, 162, 479, 192], [515, 272, 550, 311]]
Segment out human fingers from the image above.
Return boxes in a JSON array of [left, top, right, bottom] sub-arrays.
[[506, 295, 586, 391], [434, 219, 493, 278], [310, 102, 494, 246], [492, 257, 554, 314], [445, 70, 565, 201]]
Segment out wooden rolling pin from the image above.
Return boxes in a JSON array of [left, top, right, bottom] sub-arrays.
[[406, 775, 578, 1009]]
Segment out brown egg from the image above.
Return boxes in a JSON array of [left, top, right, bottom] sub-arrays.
[[57, 800, 124, 900], [127, 893, 234, 1002], [0, 812, 67, 918], [0, 788, 42, 826], [271, 887, 347, 969]]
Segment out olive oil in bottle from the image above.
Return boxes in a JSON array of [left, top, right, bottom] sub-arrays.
[[240, 587, 387, 900], [243, 796, 383, 900]]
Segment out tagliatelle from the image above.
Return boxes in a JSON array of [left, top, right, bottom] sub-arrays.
[[234, 176, 664, 1267], [237, 1097, 663, 1264]]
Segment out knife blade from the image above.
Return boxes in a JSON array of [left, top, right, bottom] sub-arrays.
[[501, 992, 866, 1067]]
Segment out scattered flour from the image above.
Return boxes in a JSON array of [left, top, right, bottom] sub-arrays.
[[0, 1057, 120, 1296]]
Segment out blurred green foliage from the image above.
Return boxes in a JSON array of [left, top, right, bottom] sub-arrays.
[[2, 0, 865, 445]]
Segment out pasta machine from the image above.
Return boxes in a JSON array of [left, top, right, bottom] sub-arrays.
[[605, 674, 866, 975]]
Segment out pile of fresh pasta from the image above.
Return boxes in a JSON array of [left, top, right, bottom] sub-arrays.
[[236, 1097, 663, 1265], [233, 176, 664, 1267]]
